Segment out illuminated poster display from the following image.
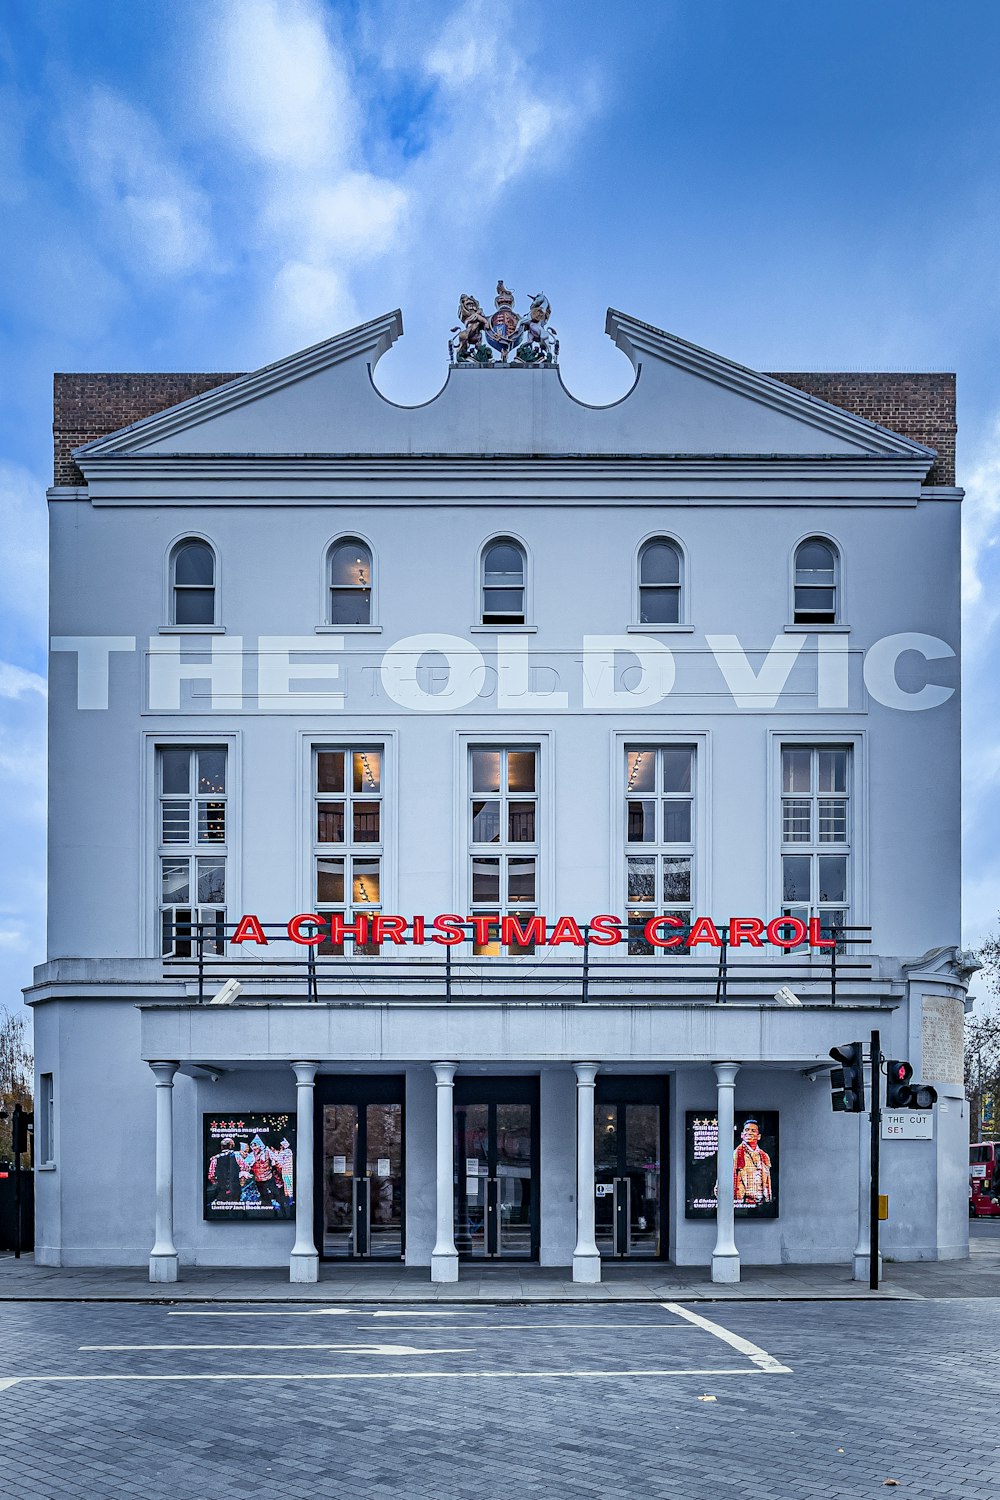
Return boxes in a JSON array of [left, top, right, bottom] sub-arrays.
[[685, 1110, 779, 1219], [204, 1113, 296, 1221]]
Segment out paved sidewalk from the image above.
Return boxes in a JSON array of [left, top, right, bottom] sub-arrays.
[[2, 1232, 999, 1301]]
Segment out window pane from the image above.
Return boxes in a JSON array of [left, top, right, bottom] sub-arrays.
[[330, 589, 372, 625], [818, 750, 848, 794], [507, 751, 535, 792], [198, 802, 226, 842], [317, 802, 345, 842], [352, 860, 380, 904], [472, 857, 500, 901], [472, 800, 501, 843], [662, 801, 691, 843], [628, 910, 653, 956], [626, 748, 655, 792], [472, 749, 501, 792], [484, 543, 524, 582], [472, 921, 502, 958], [174, 542, 214, 586], [794, 587, 835, 614], [663, 857, 691, 904], [508, 858, 536, 903], [782, 748, 811, 793], [782, 854, 811, 903], [483, 587, 524, 614], [329, 542, 371, 588], [796, 540, 835, 578], [508, 802, 535, 842], [197, 749, 226, 794], [640, 541, 680, 586], [161, 804, 190, 843], [627, 800, 655, 842], [353, 750, 381, 792], [317, 751, 344, 793], [818, 798, 847, 842], [161, 749, 190, 795], [782, 797, 811, 841], [316, 858, 344, 902], [661, 748, 692, 794], [175, 588, 215, 625], [627, 856, 655, 903], [639, 586, 679, 625], [197, 858, 226, 904], [818, 855, 847, 904], [353, 802, 380, 843], [161, 859, 189, 903]]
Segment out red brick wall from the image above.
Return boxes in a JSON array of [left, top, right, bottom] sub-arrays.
[[766, 372, 956, 486], [53, 372, 242, 486], [53, 368, 957, 486]]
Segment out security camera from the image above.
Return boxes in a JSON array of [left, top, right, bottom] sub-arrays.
[[209, 978, 243, 1006], [774, 986, 802, 1007]]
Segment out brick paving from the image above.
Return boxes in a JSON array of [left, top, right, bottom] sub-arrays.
[[0, 1297, 997, 1499]]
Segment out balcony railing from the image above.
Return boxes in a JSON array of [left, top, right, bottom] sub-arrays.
[[162, 920, 874, 1006]]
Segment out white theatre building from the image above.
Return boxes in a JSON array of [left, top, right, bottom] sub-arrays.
[[28, 294, 973, 1283]]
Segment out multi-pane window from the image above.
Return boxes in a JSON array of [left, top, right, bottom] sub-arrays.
[[171, 539, 216, 625], [793, 538, 838, 624], [781, 745, 851, 940], [159, 747, 227, 956], [481, 540, 526, 625], [38, 1073, 54, 1165], [328, 539, 373, 625], [313, 747, 383, 954], [469, 747, 538, 954], [638, 540, 682, 625], [625, 746, 694, 954]]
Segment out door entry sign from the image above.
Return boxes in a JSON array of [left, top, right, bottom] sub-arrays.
[[882, 1111, 934, 1140]]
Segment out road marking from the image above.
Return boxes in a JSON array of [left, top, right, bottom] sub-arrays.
[[661, 1303, 792, 1374], [0, 1368, 767, 1386], [0, 1378, 19, 1392], [346, 1322, 697, 1332], [80, 1344, 464, 1355], [167, 1308, 357, 1318]]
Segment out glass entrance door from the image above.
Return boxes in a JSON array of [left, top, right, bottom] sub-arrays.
[[319, 1079, 404, 1259], [454, 1079, 538, 1260], [595, 1081, 667, 1259]]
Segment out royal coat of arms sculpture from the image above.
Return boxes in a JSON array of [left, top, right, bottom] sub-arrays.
[[449, 282, 559, 366]]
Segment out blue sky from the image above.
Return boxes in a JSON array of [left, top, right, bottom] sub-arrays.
[[2, 0, 999, 1015]]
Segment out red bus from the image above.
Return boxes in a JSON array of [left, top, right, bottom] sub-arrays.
[[970, 1142, 1000, 1217]]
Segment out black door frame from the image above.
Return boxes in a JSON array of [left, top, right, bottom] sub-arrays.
[[454, 1075, 540, 1262], [594, 1074, 670, 1261], [314, 1074, 406, 1261]]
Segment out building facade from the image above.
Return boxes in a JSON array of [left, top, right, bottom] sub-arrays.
[[28, 297, 972, 1282]]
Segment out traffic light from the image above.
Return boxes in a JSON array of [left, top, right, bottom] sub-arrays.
[[11, 1107, 31, 1155], [885, 1060, 937, 1111], [829, 1042, 865, 1112]]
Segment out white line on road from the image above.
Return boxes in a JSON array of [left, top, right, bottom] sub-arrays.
[[167, 1308, 357, 1318], [80, 1344, 464, 1355], [0, 1368, 768, 1388], [339, 1322, 698, 1332], [662, 1303, 792, 1374]]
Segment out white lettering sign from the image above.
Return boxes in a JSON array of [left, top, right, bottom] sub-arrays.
[[882, 1112, 934, 1140]]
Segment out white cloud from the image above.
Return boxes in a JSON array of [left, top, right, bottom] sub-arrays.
[[962, 413, 1000, 624], [0, 464, 46, 637], [69, 86, 215, 277], [0, 661, 46, 702]]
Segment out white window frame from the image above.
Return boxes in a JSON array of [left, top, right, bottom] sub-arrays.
[[631, 533, 692, 632], [164, 533, 220, 631], [38, 1073, 55, 1167], [320, 533, 380, 633], [768, 731, 866, 952], [309, 742, 386, 955], [788, 532, 845, 630], [142, 733, 241, 958], [475, 533, 532, 631]]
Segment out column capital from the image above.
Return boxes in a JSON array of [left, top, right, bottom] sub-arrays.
[[712, 1061, 741, 1087], [149, 1061, 179, 1086], [432, 1061, 457, 1086], [573, 1062, 599, 1087], [291, 1061, 319, 1087]]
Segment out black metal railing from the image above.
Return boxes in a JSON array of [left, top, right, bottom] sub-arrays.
[[162, 919, 874, 1007]]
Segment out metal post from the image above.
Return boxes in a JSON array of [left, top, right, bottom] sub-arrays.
[[307, 942, 318, 1003], [196, 920, 205, 1004], [445, 941, 452, 1002], [715, 930, 729, 1003], [831, 929, 838, 1006], [869, 1029, 881, 1291], [582, 926, 590, 1004]]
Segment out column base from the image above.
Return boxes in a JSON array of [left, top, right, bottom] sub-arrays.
[[852, 1252, 883, 1282], [290, 1251, 319, 1284], [431, 1251, 459, 1283], [711, 1252, 741, 1284], [572, 1252, 602, 1284], [149, 1253, 178, 1284]]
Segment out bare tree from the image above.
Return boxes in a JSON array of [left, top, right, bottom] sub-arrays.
[[966, 1011, 1000, 1141], [0, 1005, 33, 1161]]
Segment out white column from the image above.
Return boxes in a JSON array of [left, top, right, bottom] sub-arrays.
[[431, 1062, 459, 1283], [572, 1062, 601, 1283], [712, 1062, 741, 1284], [149, 1061, 179, 1283], [853, 1080, 882, 1281], [290, 1061, 319, 1283]]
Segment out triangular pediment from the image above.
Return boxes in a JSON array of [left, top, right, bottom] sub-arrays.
[[72, 306, 937, 470]]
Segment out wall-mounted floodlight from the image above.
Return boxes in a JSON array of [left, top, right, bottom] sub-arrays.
[[209, 978, 243, 1006], [774, 986, 802, 1007]]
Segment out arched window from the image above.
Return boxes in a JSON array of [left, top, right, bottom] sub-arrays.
[[171, 539, 216, 625], [793, 538, 838, 624], [638, 539, 682, 625], [328, 539, 373, 625], [481, 539, 526, 625]]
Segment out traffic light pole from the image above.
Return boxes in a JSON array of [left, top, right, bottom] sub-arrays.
[[12, 1101, 22, 1260], [869, 1029, 881, 1292]]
